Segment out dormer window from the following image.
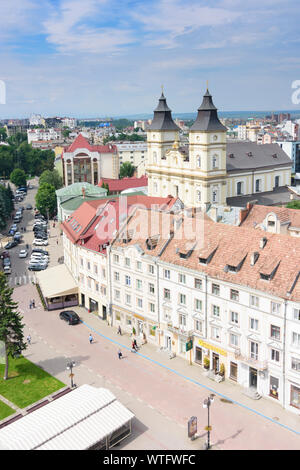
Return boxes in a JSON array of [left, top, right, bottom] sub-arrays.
[[146, 234, 160, 250], [179, 242, 196, 259], [225, 253, 247, 273], [198, 245, 218, 265], [259, 259, 280, 281]]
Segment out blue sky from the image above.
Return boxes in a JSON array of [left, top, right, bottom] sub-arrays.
[[0, 0, 300, 118]]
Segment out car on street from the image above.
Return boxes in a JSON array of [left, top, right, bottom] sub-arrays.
[[19, 249, 28, 258], [26, 204, 32, 210], [30, 255, 48, 263], [3, 266, 11, 275], [33, 233, 48, 240], [32, 248, 49, 255], [4, 240, 18, 249], [3, 258, 11, 266], [1, 251, 10, 259], [32, 239, 48, 246], [28, 264, 46, 271], [59, 310, 80, 325]]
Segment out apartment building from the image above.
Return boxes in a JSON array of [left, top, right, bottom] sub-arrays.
[[116, 142, 147, 177]]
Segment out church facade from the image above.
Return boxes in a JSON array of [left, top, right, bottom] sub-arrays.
[[146, 90, 292, 208]]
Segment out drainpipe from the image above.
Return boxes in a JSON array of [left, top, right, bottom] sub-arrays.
[[107, 244, 113, 327], [282, 299, 287, 410], [204, 274, 208, 341], [157, 259, 161, 347]]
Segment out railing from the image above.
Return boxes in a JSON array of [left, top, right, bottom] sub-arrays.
[[167, 324, 194, 337], [234, 350, 268, 370]]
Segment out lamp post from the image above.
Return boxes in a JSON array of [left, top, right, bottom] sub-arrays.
[[66, 361, 76, 388], [203, 394, 215, 450]]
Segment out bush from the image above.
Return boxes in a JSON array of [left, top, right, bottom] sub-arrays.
[[203, 356, 210, 369]]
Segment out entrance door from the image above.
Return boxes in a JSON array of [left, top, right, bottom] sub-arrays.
[[89, 298, 98, 313], [137, 320, 143, 336], [249, 367, 257, 389], [165, 335, 171, 351], [102, 305, 107, 321], [212, 353, 220, 373], [81, 294, 85, 307]]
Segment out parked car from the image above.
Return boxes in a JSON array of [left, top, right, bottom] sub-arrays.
[[3, 258, 11, 266], [32, 248, 49, 255], [4, 240, 18, 249], [59, 310, 80, 325], [1, 251, 9, 259], [32, 239, 48, 246], [3, 266, 11, 275], [19, 249, 28, 258], [26, 204, 32, 210], [28, 264, 46, 271]]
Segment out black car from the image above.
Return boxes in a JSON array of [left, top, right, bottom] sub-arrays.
[[32, 248, 49, 255], [34, 233, 48, 240], [26, 204, 32, 210], [59, 310, 80, 325], [28, 264, 46, 271], [4, 241, 18, 249]]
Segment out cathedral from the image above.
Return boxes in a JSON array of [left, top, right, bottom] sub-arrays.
[[146, 89, 292, 209]]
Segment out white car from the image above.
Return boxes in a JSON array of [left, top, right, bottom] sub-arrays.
[[19, 249, 28, 258], [30, 256, 48, 264], [32, 239, 48, 246]]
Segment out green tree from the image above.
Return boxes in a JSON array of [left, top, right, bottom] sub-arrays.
[[35, 182, 57, 218], [0, 128, 7, 142], [0, 272, 27, 380], [10, 168, 26, 187], [119, 162, 135, 179], [39, 169, 63, 190], [286, 201, 300, 209], [101, 182, 110, 195], [62, 129, 71, 139], [0, 186, 13, 229], [0, 146, 13, 178]]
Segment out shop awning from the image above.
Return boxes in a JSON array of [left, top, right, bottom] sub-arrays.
[[36, 264, 78, 299]]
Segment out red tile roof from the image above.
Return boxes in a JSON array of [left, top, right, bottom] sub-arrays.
[[240, 204, 300, 230], [65, 133, 117, 154], [98, 176, 148, 191]]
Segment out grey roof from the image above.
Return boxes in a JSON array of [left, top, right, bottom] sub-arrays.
[[227, 186, 300, 208], [190, 89, 227, 132], [226, 143, 292, 172], [148, 93, 180, 131]]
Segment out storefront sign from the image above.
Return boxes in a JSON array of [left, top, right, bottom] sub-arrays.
[[186, 339, 193, 352], [134, 313, 145, 321], [188, 416, 197, 438], [198, 339, 227, 357]]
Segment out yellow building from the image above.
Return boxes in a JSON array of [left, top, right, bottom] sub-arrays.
[[146, 90, 292, 208]]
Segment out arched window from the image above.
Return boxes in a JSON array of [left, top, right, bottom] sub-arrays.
[[153, 151, 157, 163], [237, 181, 243, 195], [212, 188, 218, 203], [153, 182, 158, 193], [196, 155, 201, 168], [212, 155, 218, 169], [275, 175, 280, 188], [196, 190, 201, 202]]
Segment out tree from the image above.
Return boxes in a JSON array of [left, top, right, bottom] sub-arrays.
[[0, 128, 7, 142], [10, 168, 26, 187], [119, 162, 135, 179], [35, 182, 57, 218], [286, 201, 300, 210], [101, 182, 110, 195], [39, 169, 63, 190], [62, 129, 71, 139], [0, 272, 27, 380]]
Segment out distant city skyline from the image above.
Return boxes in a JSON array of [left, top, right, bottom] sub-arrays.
[[0, 0, 300, 118]]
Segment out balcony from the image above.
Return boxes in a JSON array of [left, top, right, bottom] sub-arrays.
[[167, 324, 194, 338], [234, 350, 268, 371]]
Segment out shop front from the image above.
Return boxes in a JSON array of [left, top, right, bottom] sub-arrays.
[[195, 339, 228, 375]]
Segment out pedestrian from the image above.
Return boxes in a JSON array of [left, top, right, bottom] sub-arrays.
[[131, 340, 137, 352], [29, 300, 32, 309], [117, 325, 122, 335], [27, 334, 31, 345], [134, 338, 138, 350], [89, 333, 93, 344], [118, 349, 123, 359], [56, 239, 58, 245], [32, 299, 35, 308]]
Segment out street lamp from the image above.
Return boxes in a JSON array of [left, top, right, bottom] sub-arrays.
[[66, 361, 76, 388], [203, 393, 215, 450]]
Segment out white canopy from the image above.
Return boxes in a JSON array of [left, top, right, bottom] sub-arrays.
[[36, 264, 78, 299]]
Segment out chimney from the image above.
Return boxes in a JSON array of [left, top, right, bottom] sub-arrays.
[[260, 237, 267, 249]]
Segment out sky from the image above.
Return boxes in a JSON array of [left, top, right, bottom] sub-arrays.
[[0, 0, 300, 118]]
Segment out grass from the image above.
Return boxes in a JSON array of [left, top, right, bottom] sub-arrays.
[[0, 356, 65, 409], [0, 400, 15, 420]]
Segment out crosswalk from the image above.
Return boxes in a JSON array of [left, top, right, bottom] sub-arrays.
[[8, 274, 37, 287]]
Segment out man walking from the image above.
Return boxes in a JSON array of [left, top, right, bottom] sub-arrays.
[[117, 325, 122, 335], [89, 333, 93, 344], [32, 299, 35, 308], [29, 300, 32, 309], [27, 334, 31, 345], [118, 349, 123, 359]]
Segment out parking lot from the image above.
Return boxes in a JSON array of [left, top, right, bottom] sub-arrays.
[[1, 178, 63, 287]]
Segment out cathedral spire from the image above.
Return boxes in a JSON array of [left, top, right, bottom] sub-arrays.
[[190, 88, 227, 132], [148, 91, 180, 131]]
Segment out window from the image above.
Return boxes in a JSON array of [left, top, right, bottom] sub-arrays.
[[148, 264, 155, 275], [80, 257, 83, 267], [87, 261, 91, 271], [212, 305, 220, 317], [230, 289, 239, 301], [178, 273, 186, 284], [212, 327, 220, 340], [164, 269, 170, 279], [230, 333, 239, 348], [237, 181, 243, 195], [212, 155, 218, 169], [179, 293, 186, 305], [194, 278, 202, 290], [292, 332, 300, 348], [293, 308, 300, 321], [274, 175, 280, 188], [87, 277, 91, 288], [179, 313, 186, 326], [255, 179, 261, 192], [164, 288, 171, 300], [212, 189, 218, 203], [113, 254, 119, 264], [250, 318, 259, 331], [179, 339, 186, 354], [290, 385, 300, 409], [137, 298, 143, 309], [270, 376, 279, 399], [230, 362, 238, 381], [125, 257, 130, 267], [196, 190, 201, 202], [114, 289, 120, 300], [95, 282, 99, 292], [94, 264, 98, 275], [149, 302, 155, 313], [194, 320, 202, 332], [271, 302, 281, 315], [270, 325, 280, 341], [136, 279, 142, 290], [212, 283, 220, 295], [149, 283, 155, 294], [230, 311, 239, 324], [195, 299, 202, 312], [136, 261, 142, 271], [125, 275, 131, 287], [125, 294, 131, 305], [114, 271, 120, 282], [271, 349, 280, 362], [102, 268, 106, 279], [291, 357, 300, 372], [250, 295, 259, 308], [197, 155, 201, 167], [250, 341, 258, 360]]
